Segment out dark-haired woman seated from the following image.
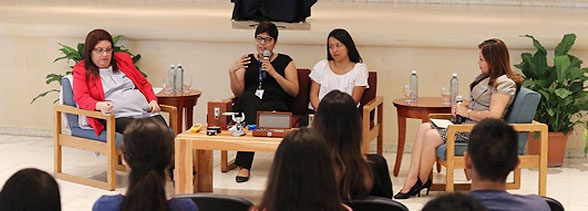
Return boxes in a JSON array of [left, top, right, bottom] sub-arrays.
[[73, 29, 166, 148], [0, 168, 61, 211], [394, 39, 523, 199], [313, 90, 393, 199], [309, 28, 368, 110], [92, 118, 198, 211], [228, 21, 299, 183], [255, 128, 352, 211]]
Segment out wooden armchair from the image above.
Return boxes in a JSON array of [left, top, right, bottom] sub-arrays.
[[429, 87, 547, 196], [54, 77, 177, 190], [360, 72, 384, 155]]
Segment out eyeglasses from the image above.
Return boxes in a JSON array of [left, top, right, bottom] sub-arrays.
[[255, 36, 274, 43], [94, 48, 114, 54]]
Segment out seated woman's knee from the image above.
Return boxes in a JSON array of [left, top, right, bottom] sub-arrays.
[[423, 130, 442, 144]]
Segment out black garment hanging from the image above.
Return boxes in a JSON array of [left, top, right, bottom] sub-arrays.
[[231, 0, 317, 23]]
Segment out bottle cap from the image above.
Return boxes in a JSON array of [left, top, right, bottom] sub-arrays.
[[177, 63, 183, 67], [452, 73, 457, 77], [170, 64, 175, 68], [411, 70, 416, 74]]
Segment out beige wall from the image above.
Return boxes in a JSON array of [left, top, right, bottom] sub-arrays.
[[0, 1, 586, 156]]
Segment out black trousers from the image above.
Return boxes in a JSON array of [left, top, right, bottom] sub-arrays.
[[113, 115, 168, 134], [233, 92, 288, 170]]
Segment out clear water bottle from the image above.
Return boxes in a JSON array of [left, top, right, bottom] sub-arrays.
[[450, 73, 459, 104], [167, 64, 175, 94], [175, 63, 184, 93], [409, 70, 418, 102]]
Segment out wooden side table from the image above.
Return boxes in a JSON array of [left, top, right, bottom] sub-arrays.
[[392, 97, 452, 177], [157, 89, 202, 136]]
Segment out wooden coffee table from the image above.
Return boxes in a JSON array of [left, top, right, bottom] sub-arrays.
[[174, 129, 282, 194], [392, 97, 452, 176]]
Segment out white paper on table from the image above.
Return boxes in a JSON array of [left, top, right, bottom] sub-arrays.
[[430, 118, 454, 129]]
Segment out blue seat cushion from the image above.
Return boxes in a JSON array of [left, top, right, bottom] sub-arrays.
[[436, 143, 468, 161], [71, 128, 124, 149]]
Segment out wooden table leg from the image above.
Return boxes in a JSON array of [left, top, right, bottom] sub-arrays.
[[186, 104, 193, 130], [177, 102, 185, 132], [175, 138, 193, 194], [393, 114, 406, 177], [196, 149, 213, 192]]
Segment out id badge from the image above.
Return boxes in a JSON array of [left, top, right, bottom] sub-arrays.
[[255, 89, 265, 99]]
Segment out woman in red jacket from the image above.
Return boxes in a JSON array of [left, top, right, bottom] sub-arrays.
[[73, 29, 165, 138]]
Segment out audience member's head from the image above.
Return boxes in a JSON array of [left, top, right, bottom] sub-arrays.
[[312, 90, 373, 199], [0, 168, 61, 211], [327, 28, 362, 63], [466, 118, 519, 183], [121, 118, 174, 211], [258, 128, 347, 211], [83, 29, 118, 77], [422, 192, 487, 211]]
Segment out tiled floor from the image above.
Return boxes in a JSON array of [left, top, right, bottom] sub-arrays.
[[1, 134, 587, 210]]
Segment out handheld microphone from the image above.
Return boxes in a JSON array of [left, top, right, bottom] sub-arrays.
[[262, 50, 271, 79], [263, 50, 270, 60], [451, 95, 465, 124], [142, 104, 152, 112]]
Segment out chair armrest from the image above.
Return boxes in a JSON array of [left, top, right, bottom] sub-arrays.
[[510, 122, 548, 133], [442, 121, 548, 161], [444, 124, 475, 162], [54, 104, 113, 121], [428, 113, 453, 120], [160, 105, 178, 134], [54, 104, 116, 146], [362, 96, 383, 114]]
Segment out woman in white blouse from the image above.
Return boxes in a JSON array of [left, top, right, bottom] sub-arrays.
[[309, 28, 369, 110]]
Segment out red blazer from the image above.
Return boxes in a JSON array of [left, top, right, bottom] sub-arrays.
[[73, 52, 158, 136]]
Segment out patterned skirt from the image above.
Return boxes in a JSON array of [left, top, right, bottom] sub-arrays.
[[431, 122, 471, 144]]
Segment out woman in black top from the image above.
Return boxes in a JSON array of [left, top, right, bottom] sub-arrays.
[[228, 22, 299, 183]]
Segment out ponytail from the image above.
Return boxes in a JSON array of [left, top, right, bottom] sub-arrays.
[[121, 118, 174, 211], [122, 170, 169, 211]]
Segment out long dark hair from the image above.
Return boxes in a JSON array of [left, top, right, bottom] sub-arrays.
[[121, 118, 173, 211], [312, 90, 373, 199], [478, 39, 523, 90], [258, 128, 346, 211], [0, 168, 61, 211], [83, 29, 118, 81], [327, 28, 362, 63]]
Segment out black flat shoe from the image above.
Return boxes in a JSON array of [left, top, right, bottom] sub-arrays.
[[394, 178, 422, 199], [236, 168, 250, 183], [235, 175, 250, 183]]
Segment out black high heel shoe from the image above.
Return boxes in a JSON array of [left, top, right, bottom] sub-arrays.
[[394, 178, 422, 199], [420, 178, 432, 196]]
